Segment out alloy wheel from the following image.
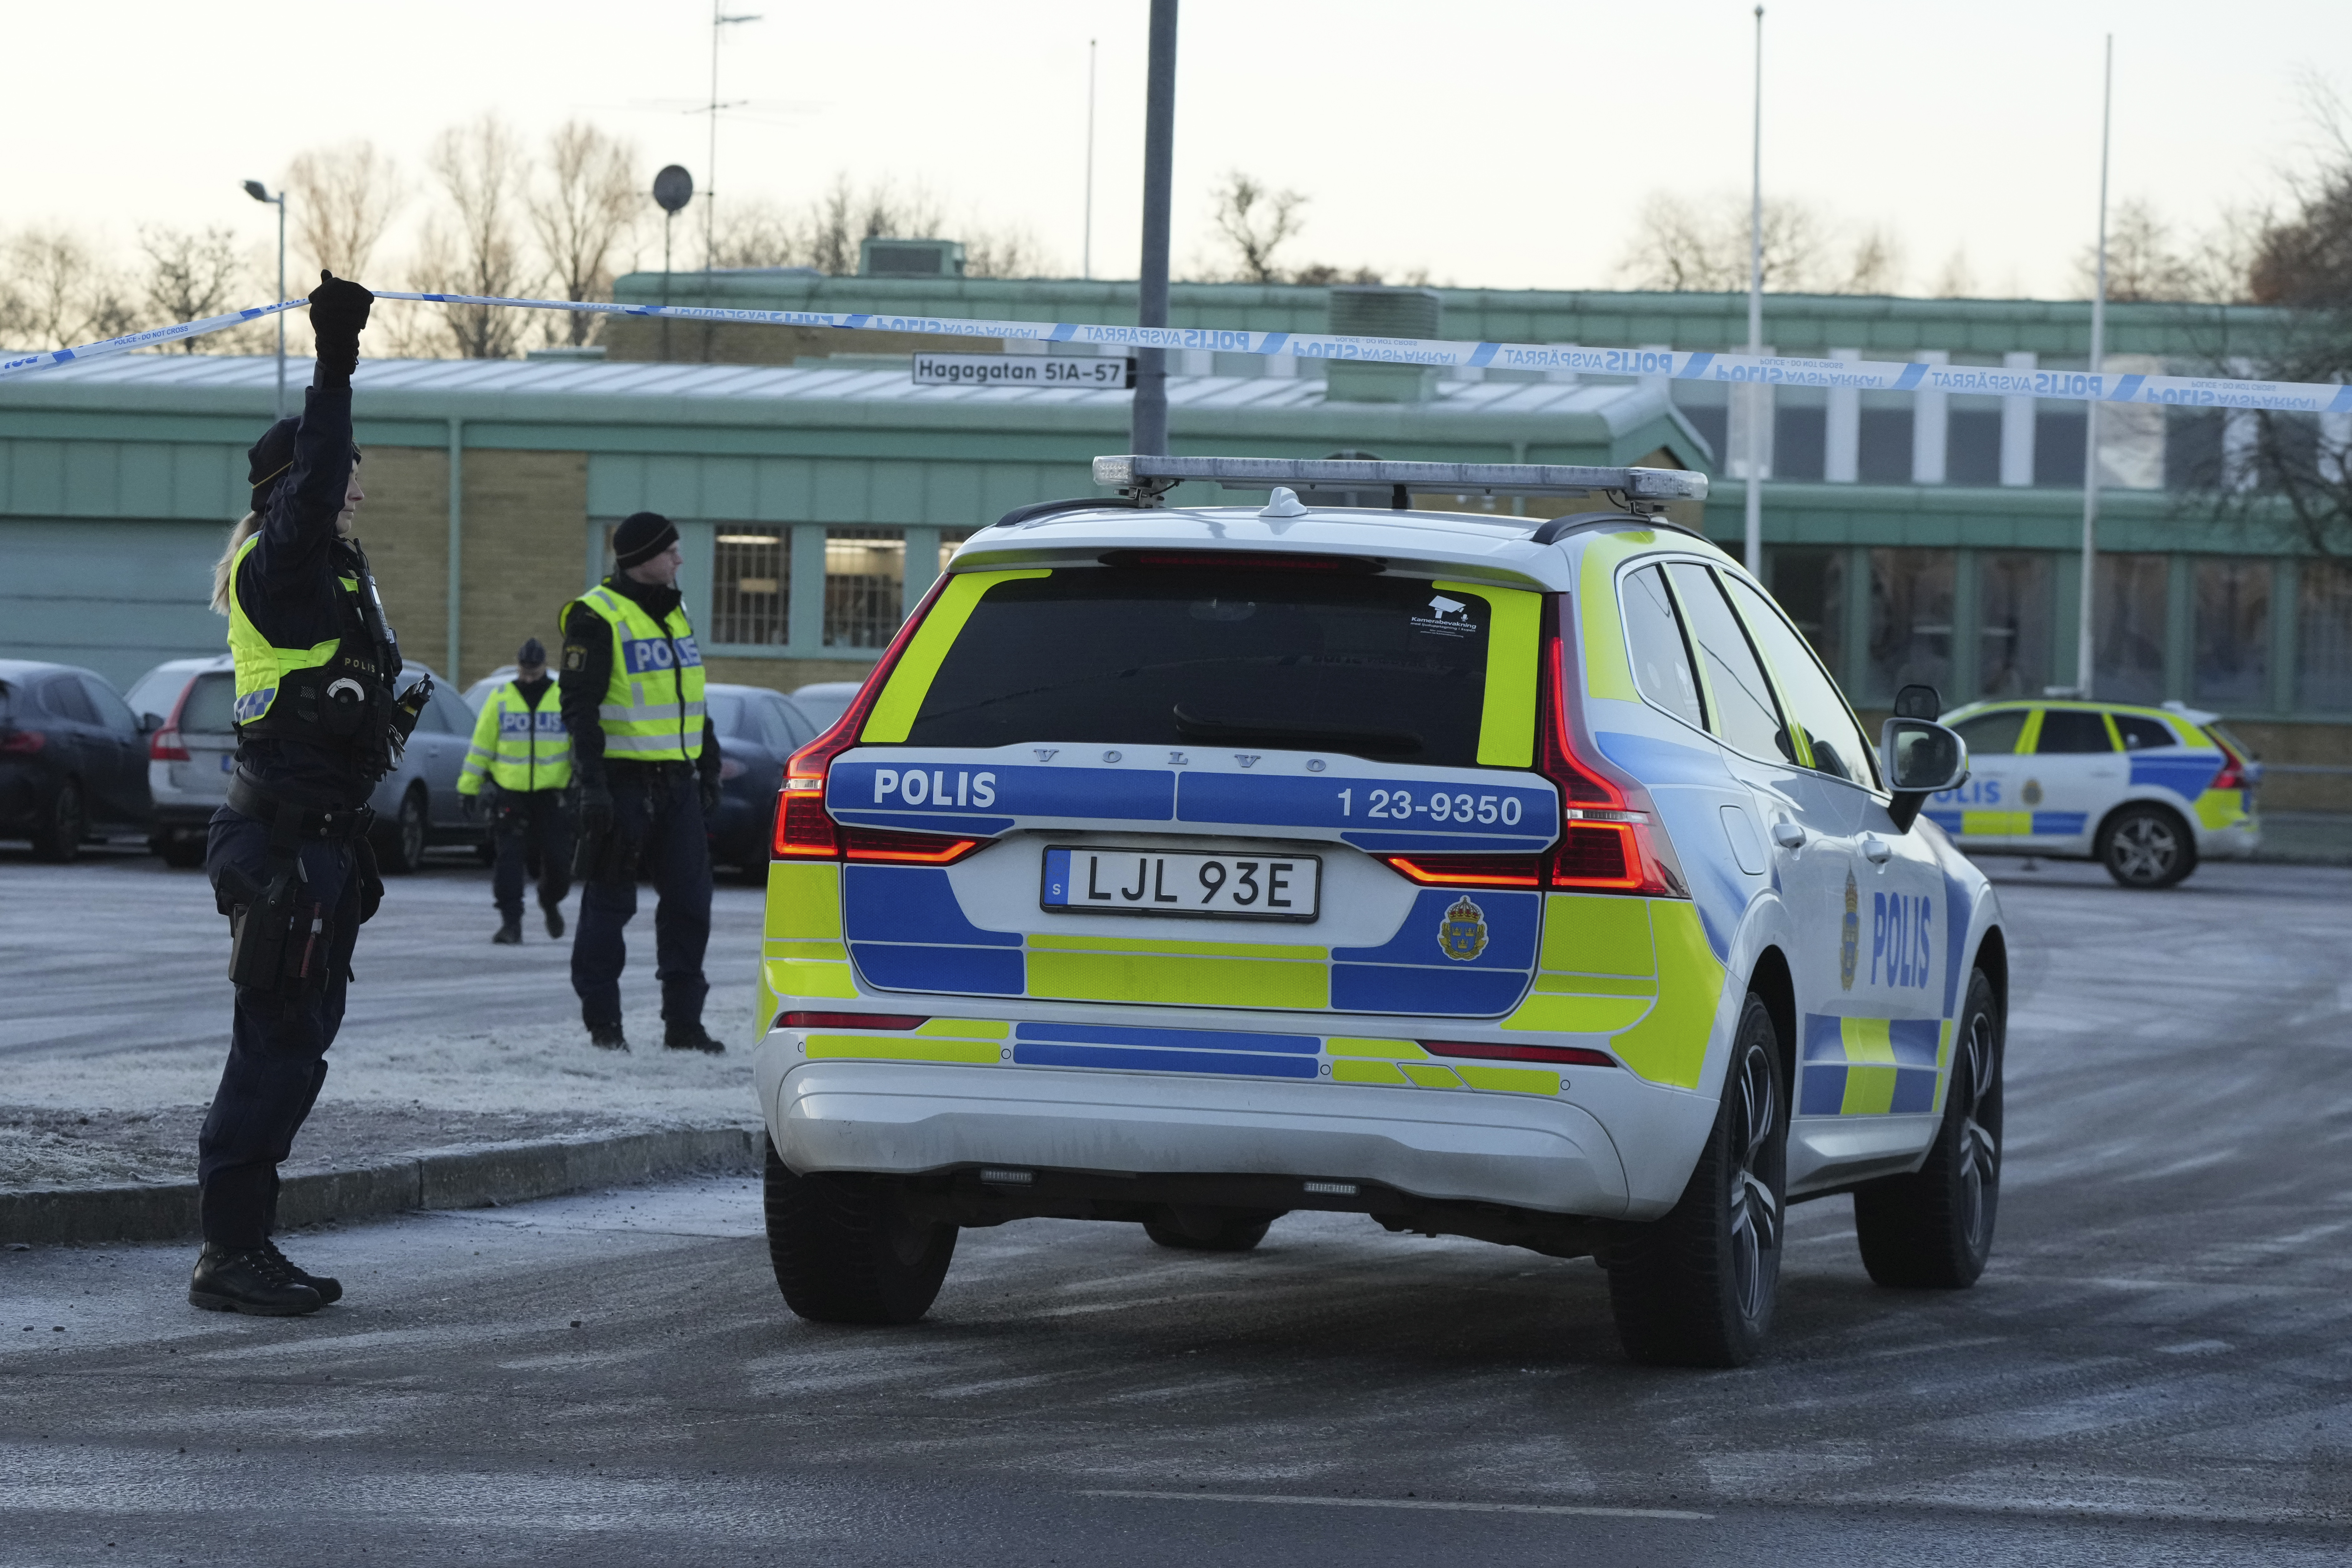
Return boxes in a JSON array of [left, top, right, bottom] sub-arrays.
[[1726, 1034, 1781, 1322], [2110, 814, 2179, 884], [1951, 1011, 2001, 1253]]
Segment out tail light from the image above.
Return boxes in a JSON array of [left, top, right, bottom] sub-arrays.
[[150, 675, 198, 761], [0, 729, 44, 756], [2204, 729, 2249, 792], [1379, 853, 1542, 888], [1534, 603, 1686, 897], [773, 576, 983, 867], [1421, 1039, 1621, 1068]]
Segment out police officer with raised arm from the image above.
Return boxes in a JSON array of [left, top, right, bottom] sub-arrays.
[[459, 637, 574, 945], [560, 511, 726, 1054], [193, 272, 426, 1316]]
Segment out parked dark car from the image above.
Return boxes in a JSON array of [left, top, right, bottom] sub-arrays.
[[704, 684, 822, 878], [0, 660, 155, 861]]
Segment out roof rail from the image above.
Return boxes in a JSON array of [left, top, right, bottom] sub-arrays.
[[1091, 454, 1708, 515]]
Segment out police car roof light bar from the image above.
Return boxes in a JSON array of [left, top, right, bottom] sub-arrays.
[[1091, 455, 1709, 515]]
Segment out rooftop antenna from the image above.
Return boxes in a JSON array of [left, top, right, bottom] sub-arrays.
[[702, 3, 762, 296], [1084, 38, 1099, 281]]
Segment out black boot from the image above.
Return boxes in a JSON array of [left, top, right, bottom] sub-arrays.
[[492, 918, 523, 946], [262, 1239, 342, 1306], [664, 1020, 726, 1054], [188, 1244, 323, 1316], [542, 901, 565, 939], [588, 1022, 629, 1052]]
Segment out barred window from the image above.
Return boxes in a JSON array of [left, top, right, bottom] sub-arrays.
[[713, 529, 790, 646], [826, 529, 906, 648]]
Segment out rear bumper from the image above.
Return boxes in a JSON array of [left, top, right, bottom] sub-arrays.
[[753, 1046, 1634, 1218], [2201, 821, 2260, 859]]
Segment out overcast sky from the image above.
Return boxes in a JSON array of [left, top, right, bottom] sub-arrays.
[[6, 0, 2350, 306]]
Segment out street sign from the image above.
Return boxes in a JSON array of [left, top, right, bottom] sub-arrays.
[[912, 353, 1136, 389]]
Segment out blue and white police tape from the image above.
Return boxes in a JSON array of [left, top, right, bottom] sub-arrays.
[[5, 286, 2348, 417]]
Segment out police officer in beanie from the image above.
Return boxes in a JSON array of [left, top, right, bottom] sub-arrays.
[[193, 271, 427, 1316], [559, 511, 726, 1053], [459, 637, 574, 945]]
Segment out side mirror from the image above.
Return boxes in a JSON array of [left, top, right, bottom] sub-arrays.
[[1881, 717, 1969, 833], [138, 712, 164, 734]]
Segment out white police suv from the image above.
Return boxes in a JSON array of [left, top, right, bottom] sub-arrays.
[[1930, 698, 2260, 888], [749, 455, 2005, 1367]]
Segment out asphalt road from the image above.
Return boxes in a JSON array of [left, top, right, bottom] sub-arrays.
[[4, 857, 2349, 1565]]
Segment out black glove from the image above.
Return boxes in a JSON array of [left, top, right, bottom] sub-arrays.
[[578, 781, 614, 840], [461, 792, 482, 822], [309, 271, 374, 388], [700, 773, 722, 816]]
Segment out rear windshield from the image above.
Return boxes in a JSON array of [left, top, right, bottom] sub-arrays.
[[180, 672, 238, 734], [899, 566, 1498, 765]]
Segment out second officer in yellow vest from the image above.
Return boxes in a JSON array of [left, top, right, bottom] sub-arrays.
[[559, 511, 725, 1053], [459, 637, 574, 945]]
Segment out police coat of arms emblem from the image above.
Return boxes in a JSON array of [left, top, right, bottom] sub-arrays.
[[1439, 896, 1489, 962]]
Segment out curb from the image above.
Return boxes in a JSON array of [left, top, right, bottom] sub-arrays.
[[1, 1125, 764, 1247]]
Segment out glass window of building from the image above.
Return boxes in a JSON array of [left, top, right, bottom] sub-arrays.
[[2094, 554, 2169, 704], [1948, 407, 2002, 486], [1724, 575, 1878, 787], [2036, 709, 2114, 753], [2193, 559, 2271, 706], [1773, 403, 1826, 481], [2298, 559, 2352, 712], [1978, 553, 2055, 699], [1622, 565, 1705, 730], [1952, 707, 2028, 755], [825, 529, 906, 648], [1766, 546, 1845, 676], [1857, 406, 1914, 484], [938, 529, 973, 574], [2035, 410, 2087, 486], [711, 529, 789, 646], [1866, 549, 1955, 704], [1666, 563, 1788, 763]]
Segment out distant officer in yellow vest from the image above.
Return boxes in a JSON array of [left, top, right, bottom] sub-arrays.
[[459, 637, 574, 946], [558, 511, 725, 1053]]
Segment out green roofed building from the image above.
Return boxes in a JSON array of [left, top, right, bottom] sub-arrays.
[[2, 272, 2347, 806]]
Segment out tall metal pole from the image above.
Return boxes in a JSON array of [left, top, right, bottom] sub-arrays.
[[274, 193, 287, 420], [706, 0, 721, 276], [1084, 38, 1098, 281], [2077, 35, 2113, 698], [1130, 0, 1178, 458], [1743, 4, 1765, 575]]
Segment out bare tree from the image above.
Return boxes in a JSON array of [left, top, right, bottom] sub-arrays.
[[134, 226, 268, 352], [0, 227, 136, 348], [710, 176, 948, 274], [1615, 192, 1904, 295], [284, 141, 405, 281], [527, 122, 641, 345], [1208, 173, 1308, 284], [962, 224, 1053, 279], [414, 116, 535, 358]]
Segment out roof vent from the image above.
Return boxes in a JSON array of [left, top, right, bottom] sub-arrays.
[[1325, 286, 1442, 404], [859, 238, 967, 277]]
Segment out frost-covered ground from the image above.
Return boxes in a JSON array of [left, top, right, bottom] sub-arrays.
[[0, 850, 766, 1186]]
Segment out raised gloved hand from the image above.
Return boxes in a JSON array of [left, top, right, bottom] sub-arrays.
[[578, 781, 614, 840], [309, 271, 374, 388]]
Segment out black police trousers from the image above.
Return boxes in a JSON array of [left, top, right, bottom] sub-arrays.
[[570, 762, 710, 1033], [198, 807, 362, 1252], [490, 786, 573, 921]]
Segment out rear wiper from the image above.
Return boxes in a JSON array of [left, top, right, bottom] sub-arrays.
[[1172, 704, 1423, 757]]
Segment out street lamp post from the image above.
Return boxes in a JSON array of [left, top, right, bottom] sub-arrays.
[[242, 179, 287, 420]]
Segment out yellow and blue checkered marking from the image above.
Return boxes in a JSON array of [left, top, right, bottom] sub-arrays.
[[1800, 1014, 1945, 1116]]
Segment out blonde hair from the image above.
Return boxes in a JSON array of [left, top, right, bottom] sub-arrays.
[[212, 512, 261, 615]]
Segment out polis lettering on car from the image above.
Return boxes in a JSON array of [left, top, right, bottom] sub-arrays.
[[871, 767, 998, 808], [1871, 892, 1935, 990]]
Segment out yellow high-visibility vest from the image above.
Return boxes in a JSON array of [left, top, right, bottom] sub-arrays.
[[566, 583, 705, 763], [459, 681, 573, 794]]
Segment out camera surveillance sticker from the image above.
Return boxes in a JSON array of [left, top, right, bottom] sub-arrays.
[[1410, 593, 1479, 638]]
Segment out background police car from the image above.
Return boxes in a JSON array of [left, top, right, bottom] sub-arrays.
[[1931, 699, 2259, 888]]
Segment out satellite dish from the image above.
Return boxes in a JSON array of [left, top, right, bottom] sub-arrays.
[[652, 165, 695, 215]]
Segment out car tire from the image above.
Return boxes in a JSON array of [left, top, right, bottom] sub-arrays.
[[2098, 803, 2197, 889], [1604, 991, 1788, 1368], [373, 785, 429, 876], [1143, 1206, 1283, 1253], [764, 1141, 956, 1325], [29, 778, 85, 863], [1854, 968, 2003, 1289]]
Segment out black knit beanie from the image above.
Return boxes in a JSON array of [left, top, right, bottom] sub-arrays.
[[613, 511, 679, 568]]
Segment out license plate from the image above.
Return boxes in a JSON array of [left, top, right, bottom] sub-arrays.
[[1042, 846, 1321, 922]]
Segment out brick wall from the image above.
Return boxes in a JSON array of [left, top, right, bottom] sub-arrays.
[[349, 446, 449, 677], [703, 653, 879, 695]]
